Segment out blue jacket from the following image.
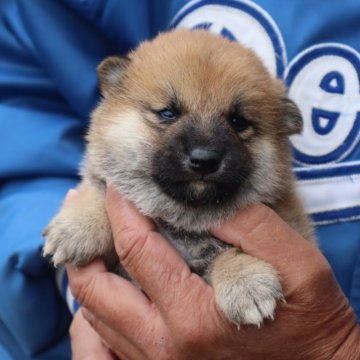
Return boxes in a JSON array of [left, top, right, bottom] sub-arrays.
[[1, 0, 359, 358]]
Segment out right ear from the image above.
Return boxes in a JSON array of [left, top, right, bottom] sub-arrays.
[[280, 96, 303, 135], [97, 55, 130, 97]]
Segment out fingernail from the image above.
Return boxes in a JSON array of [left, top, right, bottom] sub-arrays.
[[68, 189, 78, 196], [64, 189, 78, 204]]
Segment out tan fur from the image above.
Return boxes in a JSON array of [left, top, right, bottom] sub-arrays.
[[44, 29, 314, 328], [43, 182, 116, 267], [210, 248, 283, 328]]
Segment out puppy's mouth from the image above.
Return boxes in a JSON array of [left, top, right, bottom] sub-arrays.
[[180, 180, 220, 206], [154, 175, 240, 207]]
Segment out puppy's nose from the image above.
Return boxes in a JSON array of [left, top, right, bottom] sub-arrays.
[[188, 148, 222, 174]]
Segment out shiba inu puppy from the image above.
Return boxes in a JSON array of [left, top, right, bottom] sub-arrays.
[[43, 29, 314, 328]]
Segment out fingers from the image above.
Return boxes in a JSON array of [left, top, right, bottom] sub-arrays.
[[70, 309, 116, 360], [67, 259, 155, 340], [82, 308, 150, 360], [211, 204, 325, 277], [105, 186, 200, 312]]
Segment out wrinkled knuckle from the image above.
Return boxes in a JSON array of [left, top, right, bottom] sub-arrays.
[[295, 256, 333, 301], [71, 274, 99, 307], [305, 247, 332, 278], [311, 260, 333, 287], [315, 256, 332, 276], [116, 228, 150, 269], [113, 222, 136, 246]]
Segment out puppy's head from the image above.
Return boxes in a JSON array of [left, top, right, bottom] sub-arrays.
[[89, 30, 302, 231]]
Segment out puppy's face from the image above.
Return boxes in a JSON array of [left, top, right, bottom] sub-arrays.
[[89, 30, 302, 231]]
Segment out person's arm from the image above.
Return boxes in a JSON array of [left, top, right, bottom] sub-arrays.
[[0, 1, 116, 358], [68, 186, 360, 359]]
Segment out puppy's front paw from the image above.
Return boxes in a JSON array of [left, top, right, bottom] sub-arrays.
[[43, 184, 114, 267], [43, 214, 96, 267], [210, 249, 283, 328]]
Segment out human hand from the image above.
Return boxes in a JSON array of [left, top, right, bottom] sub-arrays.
[[70, 308, 116, 360], [67, 187, 360, 359]]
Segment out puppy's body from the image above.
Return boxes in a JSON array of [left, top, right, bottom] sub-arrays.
[[44, 30, 314, 327]]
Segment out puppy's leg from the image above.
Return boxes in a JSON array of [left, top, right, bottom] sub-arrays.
[[209, 248, 283, 328], [43, 183, 115, 267]]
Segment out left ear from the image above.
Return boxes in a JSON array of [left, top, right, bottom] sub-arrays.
[[97, 55, 131, 97], [280, 96, 303, 135]]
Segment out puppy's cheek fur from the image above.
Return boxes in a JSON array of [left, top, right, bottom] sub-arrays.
[[247, 137, 287, 203], [95, 109, 172, 220], [103, 110, 156, 174]]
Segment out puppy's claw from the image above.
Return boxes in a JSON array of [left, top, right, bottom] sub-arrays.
[[52, 251, 67, 267], [42, 240, 56, 258]]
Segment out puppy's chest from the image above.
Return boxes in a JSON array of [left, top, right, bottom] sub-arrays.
[[157, 223, 230, 278]]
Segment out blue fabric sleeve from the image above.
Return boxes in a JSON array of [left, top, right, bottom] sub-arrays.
[[0, 178, 76, 359], [0, 0, 116, 358]]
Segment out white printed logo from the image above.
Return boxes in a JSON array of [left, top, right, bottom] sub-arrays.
[[286, 44, 360, 165], [171, 0, 287, 78]]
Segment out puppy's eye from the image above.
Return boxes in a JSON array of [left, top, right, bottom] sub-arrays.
[[158, 109, 177, 122], [229, 115, 250, 132]]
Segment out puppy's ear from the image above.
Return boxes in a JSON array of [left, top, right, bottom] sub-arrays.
[[280, 97, 303, 135], [97, 55, 130, 96]]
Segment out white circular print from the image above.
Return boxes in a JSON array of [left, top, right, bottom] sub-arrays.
[[286, 44, 360, 165], [171, 0, 287, 78]]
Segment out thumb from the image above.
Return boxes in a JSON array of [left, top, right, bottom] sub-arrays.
[[70, 308, 116, 360], [211, 204, 325, 278]]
